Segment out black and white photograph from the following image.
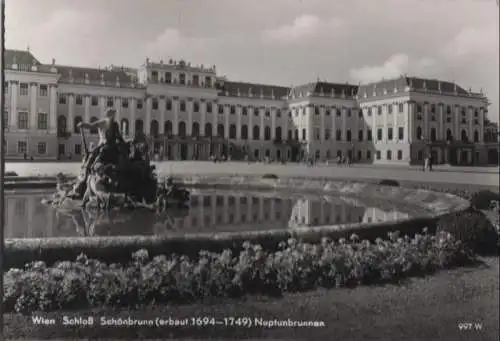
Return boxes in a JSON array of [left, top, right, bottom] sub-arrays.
[[0, 0, 499, 339]]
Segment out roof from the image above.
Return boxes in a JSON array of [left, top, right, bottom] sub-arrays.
[[290, 81, 359, 98], [54, 65, 137, 87], [358, 75, 470, 97], [218, 81, 290, 99], [4, 49, 41, 67]]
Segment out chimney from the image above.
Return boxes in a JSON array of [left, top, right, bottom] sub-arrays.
[[31, 58, 38, 72], [11, 55, 18, 70]]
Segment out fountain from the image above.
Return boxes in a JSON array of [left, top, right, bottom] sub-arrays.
[[44, 112, 190, 212]]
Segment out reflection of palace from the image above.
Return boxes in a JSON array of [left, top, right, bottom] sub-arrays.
[[5, 191, 410, 238], [4, 48, 498, 165]]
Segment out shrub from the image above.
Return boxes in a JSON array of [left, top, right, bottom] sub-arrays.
[[436, 210, 498, 255], [470, 190, 500, 210], [379, 179, 400, 187], [3, 231, 474, 314], [262, 174, 279, 180], [5, 171, 18, 177]]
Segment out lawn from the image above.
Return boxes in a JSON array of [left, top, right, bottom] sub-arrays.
[[4, 257, 498, 340]]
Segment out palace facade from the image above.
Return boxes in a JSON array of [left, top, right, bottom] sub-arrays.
[[3, 48, 498, 165]]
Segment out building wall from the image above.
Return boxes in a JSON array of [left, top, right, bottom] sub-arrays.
[[4, 65, 495, 165]]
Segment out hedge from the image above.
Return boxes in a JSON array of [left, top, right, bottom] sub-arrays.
[[3, 231, 474, 314]]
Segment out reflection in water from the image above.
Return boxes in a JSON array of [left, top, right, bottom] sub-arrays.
[[4, 190, 411, 239]]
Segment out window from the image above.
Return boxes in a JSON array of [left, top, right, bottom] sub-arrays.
[[179, 73, 186, 85], [151, 71, 158, 82], [265, 110, 270, 117], [20, 83, 28, 96], [336, 109, 341, 117], [417, 150, 423, 161], [446, 105, 452, 114], [388, 105, 393, 114], [386, 150, 392, 160], [302, 128, 307, 140], [164, 99, 171, 111], [367, 129, 372, 141], [39, 84, 48, 96], [3, 82, 8, 94], [346, 129, 352, 141], [387, 127, 393, 141], [75, 95, 83, 105], [336, 129, 342, 141], [366, 150, 371, 160], [376, 150, 381, 160], [276, 109, 281, 118], [325, 109, 331, 116], [377, 128, 383, 141], [206, 102, 212, 113], [397, 150, 403, 160], [430, 104, 436, 114], [74, 144, 82, 155], [192, 75, 199, 86], [136, 99, 143, 109], [416, 127, 423, 140], [91, 96, 98, 106], [107, 97, 114, 107], [377, 106, 382, 115], [17, 112, 29, 129], [314, 128, 320, 140], [152, 98, 158, 110], [358, 130, 364, 141], [122, 98, 129, 108], [367, 108, 372, 116], [254, 108, 259, 116], [398, 103, 404, 113], [3, 110, 8, 127], [315, 107, 319, 115], [194, 101, 199, 113], [165, 72, 172, 84], [358, 110, 363, 118], [325, 129, 331, 141], [17, 140, 27, 154], [180, 101, 186, 112], [417, 104, 423, 113], [59, 94, 66, 104], [37, 142, 46, 155], [347, 109, 352, 117], [398, 127, 404, 140], [37, 113, 48, 130]]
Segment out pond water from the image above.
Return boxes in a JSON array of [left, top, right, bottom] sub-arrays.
[[4, 189, 415, 239]]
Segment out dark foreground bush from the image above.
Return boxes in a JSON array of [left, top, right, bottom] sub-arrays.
[[3, 231, 474, 314], [5, 171, 18, 176], [262, 173, 279, 179], [379, 179, 400, 187], [470, 190, 500, 210], [437, 210, 499, 255]]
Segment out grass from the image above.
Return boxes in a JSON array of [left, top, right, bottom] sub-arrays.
[[4, 257, 498, 340]]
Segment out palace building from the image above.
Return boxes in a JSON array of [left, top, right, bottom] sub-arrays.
[[3, 48, 498, 165]]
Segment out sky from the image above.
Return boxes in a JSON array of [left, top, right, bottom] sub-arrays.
[[5, 0, 499, 122]]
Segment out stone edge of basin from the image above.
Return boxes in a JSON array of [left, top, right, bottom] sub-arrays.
[[4, 175, 470, 268]]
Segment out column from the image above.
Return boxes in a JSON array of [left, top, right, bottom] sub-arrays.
[[84, 95, 90, 122], [9, 81, 18, 130], [454, 105, 460, 139], [342, 107, 347, 143], [115, 97, 122, 123], [332, 107, 337, 142], [173, 99, 179, 135], [187, 100, 193, 136], [479, 108, 485, 143], [99, 96, 106, 118], [371, 106, 376, 143], [224, 106, 230, 139], [130, 98, 136, 134], [423, 103, 429, 139], [271, 108, 277, 140], [211, 102, 217, 135], [200, 101, 206, 136], [49, 84, 58, 133], [236, 106, 242, 139], [406, 102, 413, 143], [392, 104, 398, 139], [248, 106, 253, 139], [468, 107, 473, 141], [383, 106, 388, 143], [159, 96, 166, 134], [146, 97, 152, 136], [260, 108, 265, 140], [68, 93, 75, 133], [29, 82, 37, 130], [438, 104, 444, 140]]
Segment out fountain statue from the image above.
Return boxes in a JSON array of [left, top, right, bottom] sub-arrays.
[[45, 108, 190, 212]]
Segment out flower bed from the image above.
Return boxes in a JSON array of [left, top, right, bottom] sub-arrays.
[[4, 231, 474, 314]]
